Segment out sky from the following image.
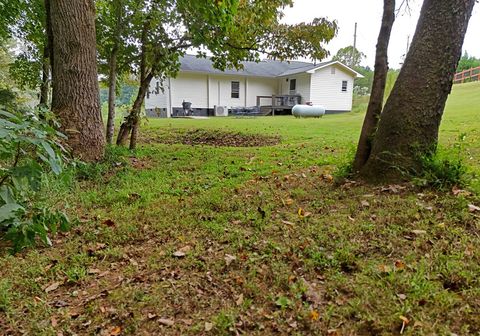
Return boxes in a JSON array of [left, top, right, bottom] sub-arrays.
[[281, 0, 480, 69]]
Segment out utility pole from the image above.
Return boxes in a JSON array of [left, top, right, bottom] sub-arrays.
[[351, 22, 357, 67]]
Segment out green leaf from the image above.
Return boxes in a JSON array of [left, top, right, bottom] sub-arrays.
[[0, 203, 24, 222]]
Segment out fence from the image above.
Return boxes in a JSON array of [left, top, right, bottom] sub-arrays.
[[453, 66, 480, 84]]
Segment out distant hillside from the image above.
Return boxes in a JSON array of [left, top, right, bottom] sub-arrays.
[[99, 84, 138, 106]]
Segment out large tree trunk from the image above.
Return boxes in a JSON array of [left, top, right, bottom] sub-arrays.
[[353, 0, 395, 172], [39, 45, 50, 107], [106, 46, 118, 145], [360, 0, 476, 182], [49, 0, 105, 161]]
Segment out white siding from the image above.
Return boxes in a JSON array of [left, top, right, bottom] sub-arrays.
[[245, 77, 277, 106], [207, 75, 246, 108], [309, 65, 354, 111], [278, 73, 311, 104], [145, 79, 169, 110], [170, 73, 208, 108]]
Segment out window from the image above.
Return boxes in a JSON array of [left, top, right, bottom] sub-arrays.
[[289, 78, 296, 91], [231, 81, 240, 98], [341, 80, 348, 92], [331, 67, 336, 75]]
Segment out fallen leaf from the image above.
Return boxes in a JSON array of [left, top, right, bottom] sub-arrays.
[[51, 316, 58, 328], [360, 200, 370, 207], [309, 310, 320, 321], [452, 186, 471, 196], [397, 293, 407, 300], [224, 254, 236, 266], [327, 329, 339, 336], [413, 321, 423, 328], [302, 278, 322, 306], [205, 322, 214, 331], [468, 204, 480, 212], [289, 321, 298, 328], [173, 245, 191, 257], [378, 264, 392, 273], [236, 293, 244, 306], [181, 319, 193, 325], [281, 220, 295, 226], [394, 260, 406, 271], [147, 313, 157, 320], [322, 174, 334, 182], [110, 326, 122, 336], [102, 219, 116, 227], [159, 318, 174, 326], [412, 230, 427, 235], [45, 281, 62, 293], [285, 198, 294, 205], [88, 268, 101, 275], [298, 208, 305, 217]]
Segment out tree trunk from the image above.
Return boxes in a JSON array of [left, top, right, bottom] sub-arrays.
[[360, 0, 476, 182], [353, 0, 395, 173], [39, 45, 50, 107], [49, 0, 105, 161], [106, 46, 118, 145], [116, 73, 153, 148]]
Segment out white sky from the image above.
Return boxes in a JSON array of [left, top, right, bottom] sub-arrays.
[[282, 0, 480, 69]]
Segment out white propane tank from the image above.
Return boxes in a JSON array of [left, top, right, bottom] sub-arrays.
[[292, 104, 326, 118]]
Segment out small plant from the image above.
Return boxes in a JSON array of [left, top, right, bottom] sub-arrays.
[[0, 280, 12, 312], [413, 141, 468, 189], [0, 109, 71, 252]]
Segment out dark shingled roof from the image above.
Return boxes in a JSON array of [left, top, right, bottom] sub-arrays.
[[179, 54, 334, 78]]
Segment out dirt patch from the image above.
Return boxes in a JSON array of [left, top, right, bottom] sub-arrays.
[[154, 129, 281, 147], [128, 156, 154, 170]]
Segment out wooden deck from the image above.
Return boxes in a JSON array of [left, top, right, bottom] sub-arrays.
[[256, 94, 301, 115]]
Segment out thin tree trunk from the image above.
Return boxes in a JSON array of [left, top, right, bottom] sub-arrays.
[[49, 0, 105, 161], [117, 21, 151, 148], [45, 0, 53, 75], [353, 0, 395, 173], [106, 46, 118, 145], [360, 0, 476, 182], [116, 73, 153, 147], [39, 45, 50, 107]]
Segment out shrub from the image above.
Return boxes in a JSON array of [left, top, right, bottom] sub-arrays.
[[0, 109, 71, 252]]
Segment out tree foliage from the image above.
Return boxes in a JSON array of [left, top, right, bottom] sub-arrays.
[[456, 51, 480, 72], [333, 45, 366, 67]]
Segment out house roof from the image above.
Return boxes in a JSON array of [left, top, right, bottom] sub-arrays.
[[179, 54, 362, 78]]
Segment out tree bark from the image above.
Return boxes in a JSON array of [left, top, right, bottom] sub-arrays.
[[353, 0, 395, 173], [106, 46, 118, 145], [116, 21, 151, 149], [360, 0, 476, 182], [116, 73, 153, 148], [49, 0, 105, 161]]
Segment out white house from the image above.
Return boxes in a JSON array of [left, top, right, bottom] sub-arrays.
[[145, 54, 363, 117]]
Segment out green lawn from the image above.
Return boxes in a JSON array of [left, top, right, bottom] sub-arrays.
[[0, 82, 479, 335]]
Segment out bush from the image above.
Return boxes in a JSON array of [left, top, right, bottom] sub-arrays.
[[0, 109, 71, 252]]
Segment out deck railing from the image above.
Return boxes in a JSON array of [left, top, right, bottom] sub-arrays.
[[453, 66, 480, 84]]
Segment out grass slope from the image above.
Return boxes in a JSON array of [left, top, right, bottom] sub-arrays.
[[0, 83, 479, 335]]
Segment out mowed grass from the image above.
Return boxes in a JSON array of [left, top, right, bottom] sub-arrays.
[[0, 82, 479, 335]]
